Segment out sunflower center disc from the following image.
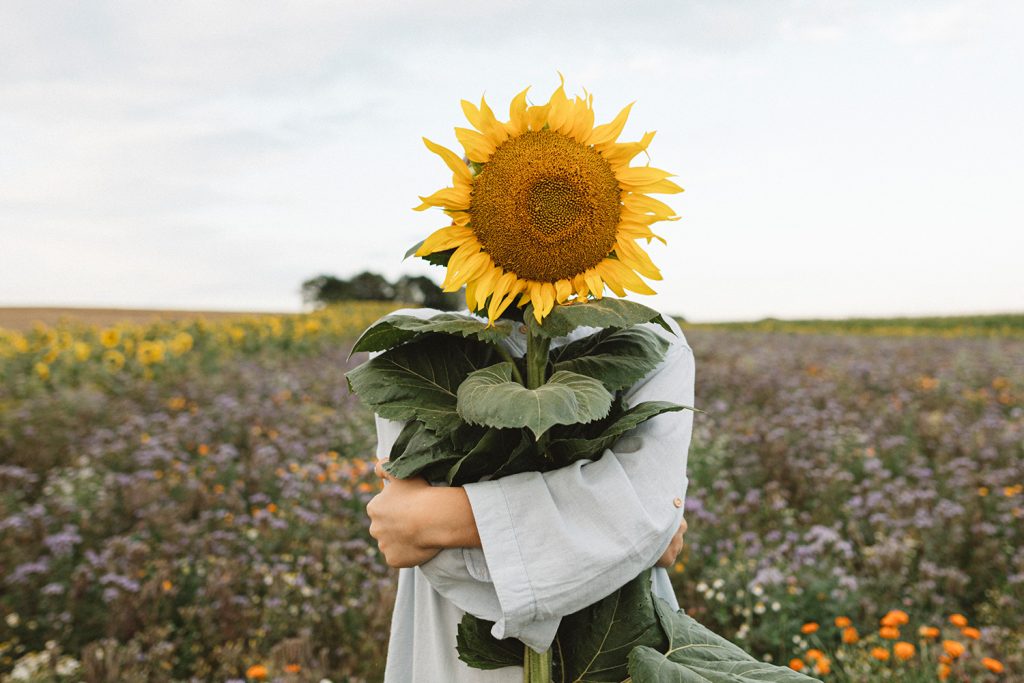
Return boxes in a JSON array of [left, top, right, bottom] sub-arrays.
[[469, 130, 621, 282]]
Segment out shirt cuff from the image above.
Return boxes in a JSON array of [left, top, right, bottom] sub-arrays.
[[463, 474, 542, 641]]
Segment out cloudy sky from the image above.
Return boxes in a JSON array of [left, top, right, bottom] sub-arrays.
[[2, 0, 1021, 321]]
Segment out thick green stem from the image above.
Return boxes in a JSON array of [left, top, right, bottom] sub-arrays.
[[523, 328, 553, 682], [524, 644, 552, 683], [525, 330, 550, 390]]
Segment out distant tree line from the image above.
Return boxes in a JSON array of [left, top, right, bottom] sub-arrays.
[[301, 272, 461, 310]]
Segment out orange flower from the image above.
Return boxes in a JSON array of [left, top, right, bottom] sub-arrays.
[[246, 664, 269, 680], [938, 654, 952, 665], [918, 625, 940, 639], [871, 647, 890, 661], [801, 622, 820, 634], [879, 626, 900, 640], [881, 609, 909, 627], [284, 663, 301, 673], [842, 626, 859, 644], [789, 658, 805, 672], [948, 614, 968, 628], [894, 642, 916, 661], [942, 640, 965, 659], [815, 658, 832, 675], [834, 616, 852, 628], [806, 649, 825, 661], [960, 626, 981, 640], [938, 663, 951, 681], [981, 657, 1005, 674]]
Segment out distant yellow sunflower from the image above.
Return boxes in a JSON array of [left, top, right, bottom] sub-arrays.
[[413, 78, 682, 325]]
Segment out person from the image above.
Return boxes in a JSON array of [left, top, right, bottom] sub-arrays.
[[365, 303, 696, 682]]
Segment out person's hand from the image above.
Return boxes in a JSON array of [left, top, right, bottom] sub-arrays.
[[655, 518, 687, 568], [366, 462, 442, 568]]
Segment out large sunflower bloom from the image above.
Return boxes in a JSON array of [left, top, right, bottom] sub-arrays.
[[414, 79, 682, 325]]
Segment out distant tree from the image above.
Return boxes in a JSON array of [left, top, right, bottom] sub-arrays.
[[393, 275, 460, 310], [301, 275, 351, 305], [301, 271, 459, 310]]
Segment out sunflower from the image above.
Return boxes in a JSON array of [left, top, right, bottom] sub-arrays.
[[413, 78, 682, 325]]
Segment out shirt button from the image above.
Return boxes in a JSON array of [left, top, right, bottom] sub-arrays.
[[518, 324, 528, 334], [673, 497, 683, 508]]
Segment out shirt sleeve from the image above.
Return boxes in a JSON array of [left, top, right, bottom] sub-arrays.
[[418, 315, 696, 649]]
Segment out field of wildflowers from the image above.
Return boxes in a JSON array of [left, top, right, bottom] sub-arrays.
[[1, 306, 1020, 681]]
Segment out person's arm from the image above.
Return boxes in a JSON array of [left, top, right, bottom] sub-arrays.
[[451, 319, 695, 644]]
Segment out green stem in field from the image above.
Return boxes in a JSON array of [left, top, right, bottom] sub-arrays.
[[524, 644, 552, 683], [523, 326, 554, 683], [526, 327, 553, 456]]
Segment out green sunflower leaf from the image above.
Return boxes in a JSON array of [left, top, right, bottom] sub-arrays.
[[456, 363, 612, 440], [551, 326, 670, 393], [626, 598, 822, 683], [404, 240, 454, 267], [455, 614, 523, 670], [524, 298, 675, 339], [350, 312, 513, 356], [552, 570, 668, 683], [384, 420, 470, 481], [547, 400, 689, 464], [345, 335, 497, 437]]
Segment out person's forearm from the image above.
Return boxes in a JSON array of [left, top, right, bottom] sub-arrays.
[[419, 486, 482, 549]]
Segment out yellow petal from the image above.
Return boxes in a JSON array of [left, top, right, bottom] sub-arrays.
[[455, 127, 496, 163], [526, 104, 550, 131], [554, 278, 572, 303], [448, 210, 471, 226], [583, 268, 605, 300], [641, 178, 684, 195], [474, 265, 503, 310], [615, 236, 662, 280], [572, 273, 590, 299], [601, 131, 656, 167], [567, 96, 595, 141], [422, 137, 471, 182], [598, 263, 627, 297], [546, 82, 572, 134], [587, 101, 634, 147], [599, 259, 657, 295], [540, 282, 556, 318], [615, 166, 675, 187], [487, 272, 516, 320], [493, 279, 528, 319], [416, 224, 474, 255], [414, 185, 471, 211], [505, 87, 531, 136], [623, 192, 678, 220], [618, 221, 668, 245]]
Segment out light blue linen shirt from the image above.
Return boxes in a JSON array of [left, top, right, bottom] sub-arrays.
[[370, 307, 696, 682]]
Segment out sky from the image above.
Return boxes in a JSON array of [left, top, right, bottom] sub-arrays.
[[1, 0, 1022, 322]]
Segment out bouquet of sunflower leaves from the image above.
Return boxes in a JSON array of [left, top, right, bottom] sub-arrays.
[[347, 81, 819, 683]]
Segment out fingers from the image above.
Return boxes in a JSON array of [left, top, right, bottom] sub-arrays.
[[374, 459, 395, 481], [680, 517, 688, 535]]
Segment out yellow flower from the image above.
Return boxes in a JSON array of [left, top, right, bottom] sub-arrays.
[[100, 328, 121, 348], [73, 341, 92, 362], [814, 657, 831, 675], [881, 609, 909, 627], [137, 340, 166, 366], [871, 647, 890, 662], [34, 362, 50, 380], [841, 626, 859, 644], [918, 625, 940, 639], [879, 626, 900, 640], [800, 622, 819, 634], [413, 78, 681, 325], [960, 626, 981, 640], [834, 616, 852, 628], [169, 331, 194, 356], [102, 349, 126, 372], [805, 649, 825, 661]]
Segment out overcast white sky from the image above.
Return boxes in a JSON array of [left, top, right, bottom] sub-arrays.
[[1, 0, 1022, 321]]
